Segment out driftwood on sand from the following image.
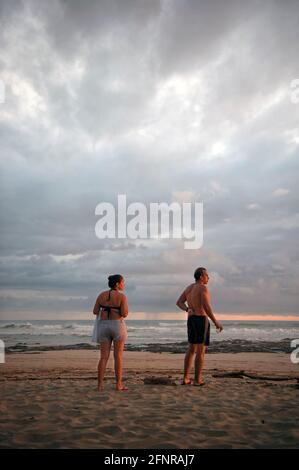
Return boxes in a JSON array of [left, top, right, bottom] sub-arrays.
[[212, 370, 299, 381], [143, 376, 178, 386]]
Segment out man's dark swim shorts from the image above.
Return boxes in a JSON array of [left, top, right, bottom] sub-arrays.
[[187, 315, 210, 345]]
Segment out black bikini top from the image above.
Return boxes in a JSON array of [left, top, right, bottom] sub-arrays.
[[99, 288, 121, 319]]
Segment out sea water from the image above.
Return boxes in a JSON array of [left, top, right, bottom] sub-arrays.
[[1, 319, 299, 351]]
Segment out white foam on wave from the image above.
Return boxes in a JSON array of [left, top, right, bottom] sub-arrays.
[[1, 322, 33, 329], [1, 320, 298, 344], [0, 322, 93, 336]]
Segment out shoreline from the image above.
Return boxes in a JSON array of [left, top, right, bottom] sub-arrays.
[[4, 337, 295, 354]]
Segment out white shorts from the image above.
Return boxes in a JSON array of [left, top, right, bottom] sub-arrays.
[[92, 318, 128, 344]]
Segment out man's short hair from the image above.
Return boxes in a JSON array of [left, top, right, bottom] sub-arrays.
[[194, 267, 207, 281]]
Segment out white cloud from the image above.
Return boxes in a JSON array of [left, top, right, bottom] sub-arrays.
[[209, 271, 225, 286], [278, 214, 299, 230], [246, 203, 261, 210], [172, 190, 197, 203], [272, 188, 290, 197], [0, 289, 88, 301], [50, 253, 87, 263]]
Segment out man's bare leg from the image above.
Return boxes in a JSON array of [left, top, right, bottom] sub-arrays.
[[194, 344, 206, 385], [113, 340, 128, 391], [97, 340, 112, 391], [183, 344, 198, 384]]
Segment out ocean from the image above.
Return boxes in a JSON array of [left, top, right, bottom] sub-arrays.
[[1, 319, 299, 354]]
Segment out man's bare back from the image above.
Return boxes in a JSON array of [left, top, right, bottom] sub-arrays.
[[184, 283, 207, 317]]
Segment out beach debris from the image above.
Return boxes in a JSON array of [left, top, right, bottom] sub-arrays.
[[212, 370, 299, 381], [213, 370, 246, 378], [143, 376, 177, 386]]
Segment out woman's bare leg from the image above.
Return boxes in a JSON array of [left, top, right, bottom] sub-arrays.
[[97, 340, 112, 391], [113, 340, 127, 390], [194, 344, 206, 384], [183, 344, 198, 384]]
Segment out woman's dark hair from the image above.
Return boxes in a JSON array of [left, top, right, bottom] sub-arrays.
[[194, 267, 206, 281], [108, 274, 123, 289]]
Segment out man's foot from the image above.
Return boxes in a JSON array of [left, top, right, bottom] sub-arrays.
[[193, 381, 205, 386], [116, 384, 128, 391]]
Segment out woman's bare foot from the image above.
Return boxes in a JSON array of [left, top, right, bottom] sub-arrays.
[[193, 378, 205, 386]]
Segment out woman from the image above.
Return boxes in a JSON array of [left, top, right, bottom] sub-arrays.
[[92, 274, 128, 391]]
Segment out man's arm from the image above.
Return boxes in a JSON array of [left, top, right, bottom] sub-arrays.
[[176, 290, 189, 312], [202, 286, 223, 331]]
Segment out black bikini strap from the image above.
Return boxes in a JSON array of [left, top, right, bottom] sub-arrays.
[[106, 288, 117, 318]]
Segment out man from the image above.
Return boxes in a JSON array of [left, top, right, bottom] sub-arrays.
[[176, 267, 223, 386]]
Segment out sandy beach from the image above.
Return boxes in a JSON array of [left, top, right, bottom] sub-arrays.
[[1, 350, 299, 449]]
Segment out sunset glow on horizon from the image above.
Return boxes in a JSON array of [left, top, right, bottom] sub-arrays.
[[1, 312, 299, 321], [128, 312, 299, 322]]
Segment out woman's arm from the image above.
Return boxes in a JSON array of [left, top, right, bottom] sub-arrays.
[[120, 294, 129, 318], [93, 295, 101, 315]]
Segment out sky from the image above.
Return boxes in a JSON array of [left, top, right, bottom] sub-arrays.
[[0, 0, 299, 320]]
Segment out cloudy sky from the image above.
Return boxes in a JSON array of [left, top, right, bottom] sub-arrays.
[[0, 0, 299, 320]]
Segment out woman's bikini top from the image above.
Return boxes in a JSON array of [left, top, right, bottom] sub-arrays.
[[99, 288, 122, 319]]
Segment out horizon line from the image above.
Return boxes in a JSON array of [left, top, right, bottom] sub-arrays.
[[1, 313, 299, 321]]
